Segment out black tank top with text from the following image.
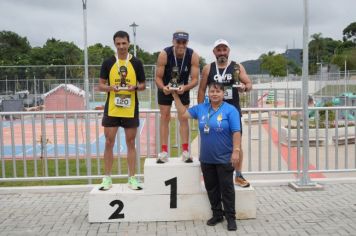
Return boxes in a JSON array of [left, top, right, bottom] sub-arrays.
[[207, 61, 241, 113]]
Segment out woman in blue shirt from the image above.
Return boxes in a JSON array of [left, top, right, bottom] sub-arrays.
[[172, 82, 241, 231]]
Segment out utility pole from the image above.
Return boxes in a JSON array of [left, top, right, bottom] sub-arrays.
[[129, 22, 139, 57]]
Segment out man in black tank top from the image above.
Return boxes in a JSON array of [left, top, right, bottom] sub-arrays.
[[155, 31, 200, 163], [197, 39, 252, 188]]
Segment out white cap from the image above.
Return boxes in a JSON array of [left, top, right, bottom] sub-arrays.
[[213, 39, 230, 49]]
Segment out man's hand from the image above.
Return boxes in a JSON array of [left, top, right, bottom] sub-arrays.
[[109, 85, 119, 93], [127, 85, 137, 92], [231, 151, 240, 168], [177, 85, 185, 95], [237, 83, 246, 93], [162, 86, 171, 95]]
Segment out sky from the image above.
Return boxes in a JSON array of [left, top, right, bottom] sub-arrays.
[[0, 0, 355, 63]]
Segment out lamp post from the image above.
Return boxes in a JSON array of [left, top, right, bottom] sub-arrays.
[[82, 0, 91, 183], [316, 62, 322, 97], [344, 59, 347, 94], [82, 0, 89, 109], [129, 22, 139, 57]]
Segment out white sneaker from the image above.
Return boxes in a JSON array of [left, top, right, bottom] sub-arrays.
[[157, 151, 168, 163], [181, 151, 193, 163]]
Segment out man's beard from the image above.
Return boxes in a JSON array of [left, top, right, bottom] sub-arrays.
[[216, 56, 228, 64]]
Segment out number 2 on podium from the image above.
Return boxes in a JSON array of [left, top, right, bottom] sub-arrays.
[[108, 177, 178, 220]]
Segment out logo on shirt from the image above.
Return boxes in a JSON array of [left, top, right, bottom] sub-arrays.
[[215, 113, 224, 132], [200, 115, 206, 124], [213, 73, 233, 83]]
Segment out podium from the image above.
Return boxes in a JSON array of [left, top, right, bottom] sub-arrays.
[[88, 158, 256, 222]]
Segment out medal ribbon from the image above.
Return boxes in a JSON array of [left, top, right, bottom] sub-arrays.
[[215, 61, 231, 82], [173, 48, 186, 76], [206, 102, 224, 128]]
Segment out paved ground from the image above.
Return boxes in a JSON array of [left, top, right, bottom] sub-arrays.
[[0, 182, 355, 236]]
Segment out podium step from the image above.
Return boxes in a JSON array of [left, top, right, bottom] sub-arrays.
[[89, 184, 256, 222], [144, 157, 202, 194], [88, 158, 256, 222]]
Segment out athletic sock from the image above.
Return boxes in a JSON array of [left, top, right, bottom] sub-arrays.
[[161, 144, 168, 153], [182, 143, 189, 152], [235, 171, 242, 177]]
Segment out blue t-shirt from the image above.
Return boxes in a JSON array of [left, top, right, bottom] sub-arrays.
[[188, 102, 241, 164]]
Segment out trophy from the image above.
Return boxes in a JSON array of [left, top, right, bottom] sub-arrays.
[[168, 66, 181, 90], [116, 66, 129, 90], [232, 63, 242, 88]]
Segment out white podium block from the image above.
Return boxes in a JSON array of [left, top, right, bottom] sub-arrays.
[[88, 159, 256, 222], [235, 186, 256, 219], [144, 157, 202, 194], [89, 184, 256, 222], [89, 185, 212, 222]]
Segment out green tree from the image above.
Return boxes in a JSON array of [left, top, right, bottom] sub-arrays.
[[199, 56, 206, 72], [260, 52, 288, 77], [332, 48, 356, 71], [84, 43, 114, 78], [343, 22, 356, 43], [129, 45, 159, 65], [87, 43, 114, 65], [0, 31, 31, 65], [30, 38, 82, 65], [309, 33, 324, 64]]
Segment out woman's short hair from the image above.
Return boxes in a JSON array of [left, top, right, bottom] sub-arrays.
[[208, 82, 224, 91]]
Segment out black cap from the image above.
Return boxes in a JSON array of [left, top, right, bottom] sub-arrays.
[[173, 32, 189, 41]]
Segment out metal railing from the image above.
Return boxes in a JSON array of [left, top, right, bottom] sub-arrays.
[[0, 106, 355, 182]]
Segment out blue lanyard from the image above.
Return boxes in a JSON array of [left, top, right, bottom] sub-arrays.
[[206, 102, 223, 126]]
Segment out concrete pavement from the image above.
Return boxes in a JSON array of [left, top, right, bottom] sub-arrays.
[[0, 182, 355, 235]]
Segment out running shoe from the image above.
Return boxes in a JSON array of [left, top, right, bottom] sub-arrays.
[[128, 176, 142, 190], [157, 151, 168, 163], [181, 150, 193, 163], [99, 176, 112, 191]]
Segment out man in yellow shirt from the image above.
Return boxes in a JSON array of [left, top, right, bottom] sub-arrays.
[[98, 31, 146, 190]]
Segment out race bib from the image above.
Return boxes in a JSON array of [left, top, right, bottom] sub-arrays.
[[224, 86, 233, 99], [114, 95, 131, 108]]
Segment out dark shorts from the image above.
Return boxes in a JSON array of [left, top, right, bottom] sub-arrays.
[[157, 90, 190, 106], [102, 108, 139, 128]]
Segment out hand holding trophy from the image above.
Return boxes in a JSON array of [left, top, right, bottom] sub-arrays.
[[116, 66, 129, 90]]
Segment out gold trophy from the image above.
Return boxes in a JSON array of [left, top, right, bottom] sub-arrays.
[[168, 66, 181, 90], [232, 63, 242, 88], [116, 66, 129, 90]]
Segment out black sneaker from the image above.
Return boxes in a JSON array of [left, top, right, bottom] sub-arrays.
[[227, 218, 237, 231], [206, 216, 224, 226]]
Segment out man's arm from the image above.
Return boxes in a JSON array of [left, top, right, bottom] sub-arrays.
[[238, 63, 252, 92], [197, 64, 210, 104], [155, 51, 171, 95]]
